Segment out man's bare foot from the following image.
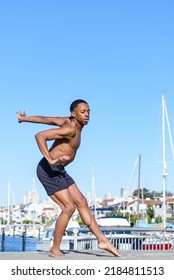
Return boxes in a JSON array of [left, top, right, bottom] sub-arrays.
[[98, 241, 121, 257], [48, 249, 65, 258]]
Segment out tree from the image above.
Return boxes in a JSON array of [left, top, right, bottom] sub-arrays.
[[0, 217, 7, 225], [146, 205, 154, 220], [155, 215, 163, 224], [133, 188, 173, 199], [133, 188, 151, 199], [23, 219, 32, 224]]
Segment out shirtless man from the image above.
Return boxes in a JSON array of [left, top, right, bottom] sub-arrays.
[[17, 99, 120, 258]]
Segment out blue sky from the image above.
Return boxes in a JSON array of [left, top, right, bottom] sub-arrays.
[[1, 0, 174, 206]]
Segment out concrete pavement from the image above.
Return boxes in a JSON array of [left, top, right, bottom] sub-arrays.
[[0, 250, 174, 260]]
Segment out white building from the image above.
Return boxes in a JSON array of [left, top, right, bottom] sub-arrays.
[[23, 178, 40, 204]]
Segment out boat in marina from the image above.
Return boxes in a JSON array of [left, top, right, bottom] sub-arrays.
[[36, 216, 141, 252], [96, 216, 130, 227], [36, 220, 81, 251], [36, 229, 141, 252]]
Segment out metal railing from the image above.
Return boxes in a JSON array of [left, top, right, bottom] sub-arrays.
[[1, 225, 174, 252], [71, 227, 174, 251]]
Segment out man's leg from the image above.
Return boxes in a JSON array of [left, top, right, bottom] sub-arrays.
[[49, 189, 75, 258], [68, 184, 120, 257]]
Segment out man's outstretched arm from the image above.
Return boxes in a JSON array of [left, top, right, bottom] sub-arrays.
[[16, 111, 69, 126]]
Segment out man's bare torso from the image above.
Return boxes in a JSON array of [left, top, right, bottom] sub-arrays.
[[49, 118, 81, 166]]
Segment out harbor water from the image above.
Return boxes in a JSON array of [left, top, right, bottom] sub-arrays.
[[1, 235, 38, 252]]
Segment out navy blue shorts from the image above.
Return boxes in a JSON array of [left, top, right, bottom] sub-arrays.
[[36, 157, 75, 196]]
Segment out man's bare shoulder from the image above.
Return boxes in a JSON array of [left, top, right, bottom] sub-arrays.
[[63, 118, 76, 130], [53, 116, 71, 126]]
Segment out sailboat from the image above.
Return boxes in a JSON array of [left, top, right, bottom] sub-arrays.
[[141, 94, 174, 250], [137, 94, 174, 229], [161, 93, 174, 228]]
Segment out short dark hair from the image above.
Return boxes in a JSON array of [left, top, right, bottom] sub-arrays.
[[70, 99, 88, 112]]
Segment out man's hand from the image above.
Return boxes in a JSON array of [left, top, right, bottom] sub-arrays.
[[16, 111, 26, 123], [49, 156, 70, 166]]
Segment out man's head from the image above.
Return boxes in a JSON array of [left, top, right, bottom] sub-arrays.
[[70, 99, 90, 125], [70, 99, 88, 112]]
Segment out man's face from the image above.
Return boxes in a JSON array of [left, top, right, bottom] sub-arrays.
[[73, 103, 90, 125]]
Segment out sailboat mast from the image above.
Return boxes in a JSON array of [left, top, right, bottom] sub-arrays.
[[7, 180, 10, 224], [92, 167, 97, 219], [137, 154, 141, 227], [162, 94, 167, 229]]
